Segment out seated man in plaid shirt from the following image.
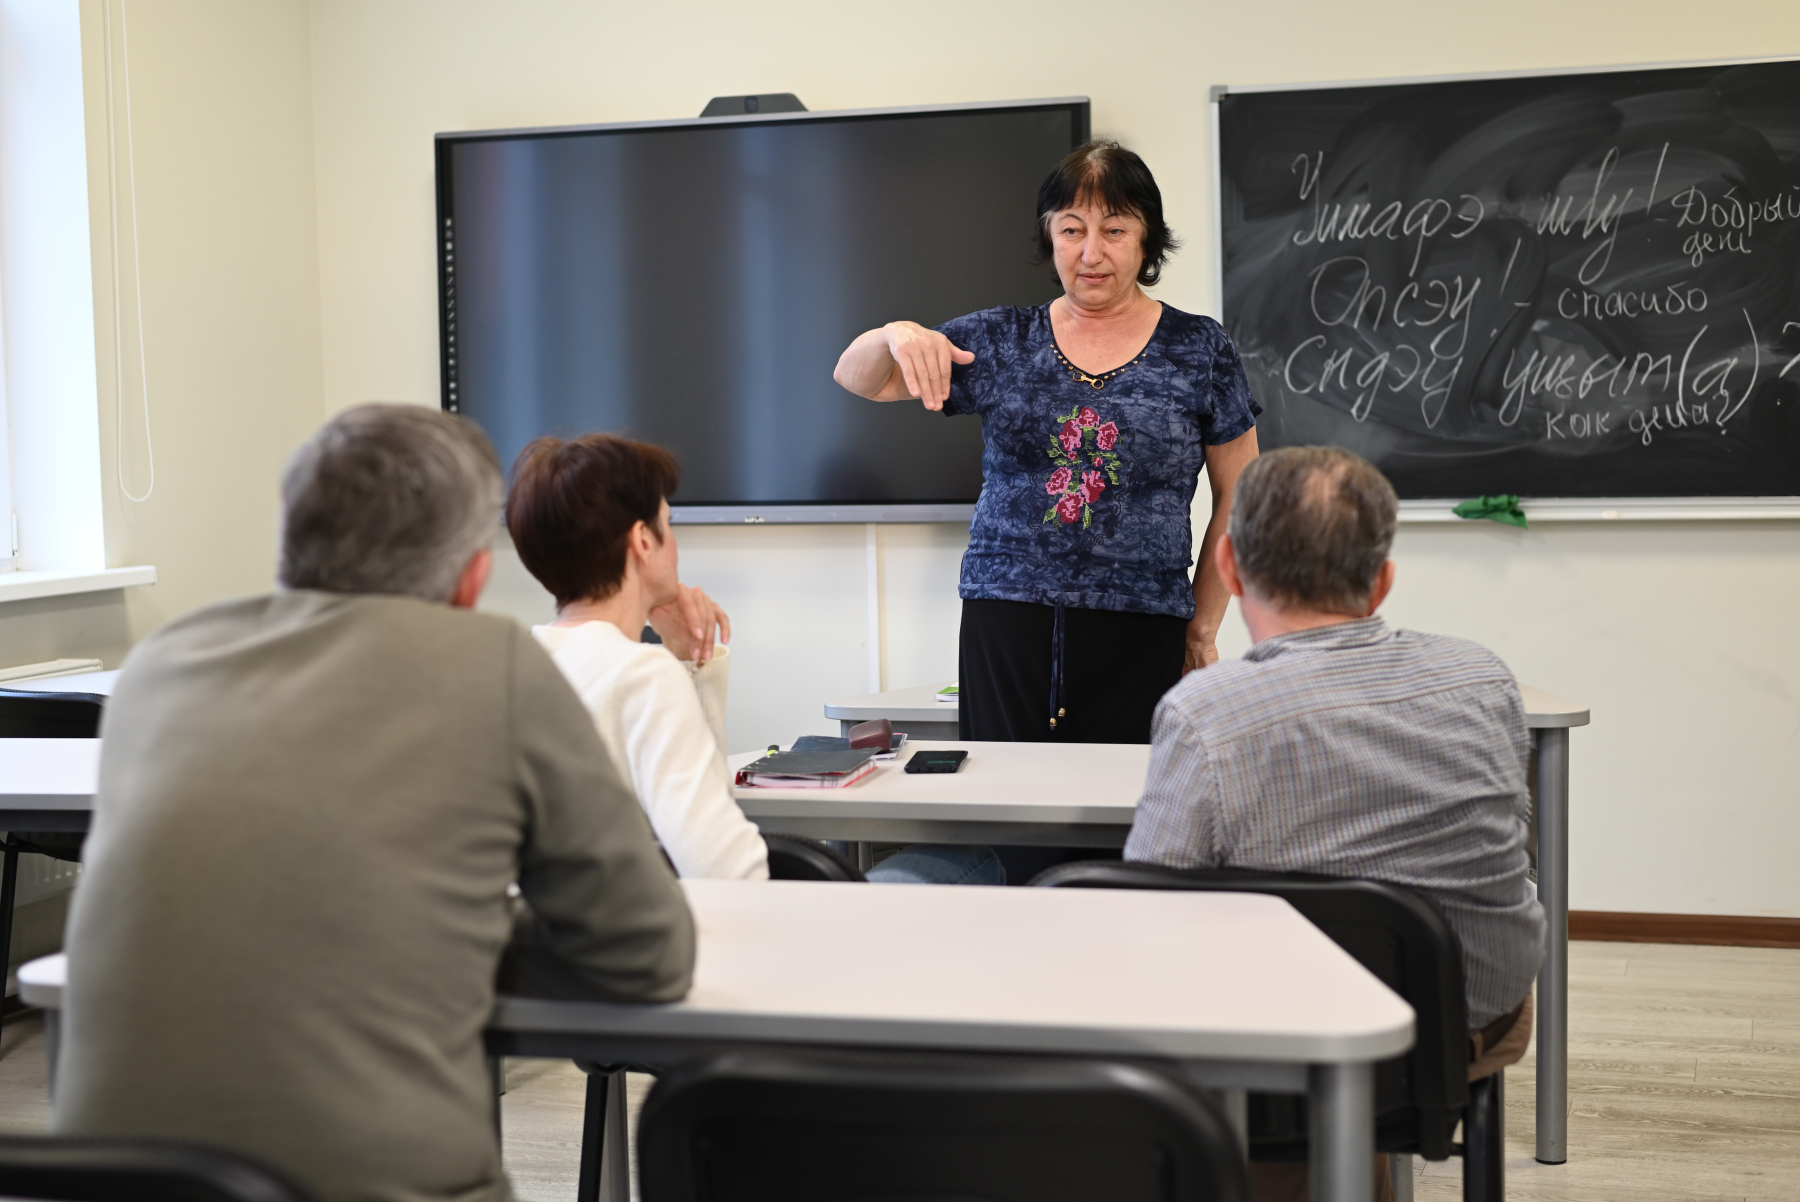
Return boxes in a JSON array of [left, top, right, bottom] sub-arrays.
[[1125, 445, 1542, 1198]]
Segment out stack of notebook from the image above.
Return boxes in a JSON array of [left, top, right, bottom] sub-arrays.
[[734, 749, 878, 789], [734, 718, 893, 788]]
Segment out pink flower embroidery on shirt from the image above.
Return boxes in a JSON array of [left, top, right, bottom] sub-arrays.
[[1042, 405, 1122, 531]]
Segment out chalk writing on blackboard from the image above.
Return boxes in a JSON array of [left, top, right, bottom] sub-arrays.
[[1219, 61, 1800, 498]]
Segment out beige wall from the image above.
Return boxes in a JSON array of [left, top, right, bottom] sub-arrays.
[[6, 0, 1796, 917], [309, 0, 1800, 917], [0, 0, 324, 671]]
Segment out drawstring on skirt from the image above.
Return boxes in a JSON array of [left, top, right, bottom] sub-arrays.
[[1049, 604, 1067, 731]]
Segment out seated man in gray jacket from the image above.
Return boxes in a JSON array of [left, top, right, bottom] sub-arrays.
[[1126, 444, 1543, 1055], [56, 405, 695, 1202]]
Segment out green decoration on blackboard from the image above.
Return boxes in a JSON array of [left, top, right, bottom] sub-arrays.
[[1453, 495, 1528, 529]]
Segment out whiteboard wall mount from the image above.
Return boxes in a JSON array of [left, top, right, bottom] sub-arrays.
[[1398, 498, 1800, 524]]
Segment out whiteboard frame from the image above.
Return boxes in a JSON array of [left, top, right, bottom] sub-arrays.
[[1209, 56, 1800, 520], [1397, 498, 1800, 524], [1207, 54, 1799, 99]]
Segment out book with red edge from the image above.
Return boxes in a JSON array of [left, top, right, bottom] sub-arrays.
[[734, 748, 879, 789]]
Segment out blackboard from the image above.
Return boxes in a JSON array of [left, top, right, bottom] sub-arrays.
[[1217, 60, 1800, 499]]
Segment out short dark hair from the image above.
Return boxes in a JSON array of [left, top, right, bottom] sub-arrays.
[[506, 433, 681, 607], [1228, 446, 1398, 613], [279, 405, 502, 601], [1034, 140, 1180, 287]]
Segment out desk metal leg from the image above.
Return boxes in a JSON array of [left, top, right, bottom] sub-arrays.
[[576, 1069, 607, 1202], [0, 843, 18, 999], [1220, 1088, 1248, 1159], [598, 1069, 630, 1202], [1535, 726, 1569, 1165], [44, 1009, 58, 1099], [1310, 1061, 1373, 1202], [1389, 1153, 1413, 1202]]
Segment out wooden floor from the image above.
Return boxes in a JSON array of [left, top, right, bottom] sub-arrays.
[[1414, 940, 1800, 1201], [2, 940, 1796, 1200]]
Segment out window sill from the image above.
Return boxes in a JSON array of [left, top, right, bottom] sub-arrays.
[[0, 566, 156, 604]]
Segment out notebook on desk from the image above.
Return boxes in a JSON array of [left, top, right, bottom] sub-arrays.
[[734, 749, 879, 789], [790, 732, 907, 760]]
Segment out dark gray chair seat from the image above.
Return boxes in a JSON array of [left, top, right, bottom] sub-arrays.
[[638, 1048, 1249, 1201]]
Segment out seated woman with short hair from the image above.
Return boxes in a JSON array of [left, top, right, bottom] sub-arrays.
[[507, 433, 1002, 885], [508, 434, 766, 880]]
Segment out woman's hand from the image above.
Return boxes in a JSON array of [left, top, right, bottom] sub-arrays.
[[649, 584, 731, 665], [882, 322, 974, 410], [1184, 623, 1220, 673], [834, 322, 973, 409]]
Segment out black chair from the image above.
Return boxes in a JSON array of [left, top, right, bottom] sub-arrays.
[[0, 1134, 312, 1202], [0, 690, 103, 994], [637, 1048, 1250, 1202], [761, 834, 865, 882], [1034, 861, 1504, 1202]]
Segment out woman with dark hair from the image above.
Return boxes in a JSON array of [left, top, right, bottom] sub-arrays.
[[509, 432, 1005, 886], [834, 140, 1260, 751]]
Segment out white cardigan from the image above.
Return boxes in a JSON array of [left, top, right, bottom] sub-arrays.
[[532, 620, 769, 880]]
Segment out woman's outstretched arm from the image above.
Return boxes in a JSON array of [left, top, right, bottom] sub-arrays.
[[834, 321, 973, 410]]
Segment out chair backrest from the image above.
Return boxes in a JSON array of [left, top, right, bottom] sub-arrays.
[[638, 1049, 1248, 1202], [1034, 860, 1469, 1159], [0, 691, 105, 739], [0, 1135, 312, 1202], [762, 834, 865, 882]]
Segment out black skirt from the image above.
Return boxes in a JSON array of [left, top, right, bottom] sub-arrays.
[[957, 598, 1188, 745]]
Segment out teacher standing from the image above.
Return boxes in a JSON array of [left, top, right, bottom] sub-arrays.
[[835, 140, 1260, 745]]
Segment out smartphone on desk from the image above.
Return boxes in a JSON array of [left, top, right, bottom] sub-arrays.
[[905, 749, 968, 774]]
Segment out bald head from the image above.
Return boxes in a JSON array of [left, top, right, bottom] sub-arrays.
[[1226, 446, 1398, 613]]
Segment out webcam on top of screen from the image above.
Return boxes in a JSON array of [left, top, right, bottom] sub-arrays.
[[699, 93, 807, 118]]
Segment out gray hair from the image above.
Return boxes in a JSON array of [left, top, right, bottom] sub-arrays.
[[1227, 445, 1398, 613], [278, 404, 502, 601]]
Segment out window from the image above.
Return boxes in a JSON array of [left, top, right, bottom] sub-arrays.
[[0, 0, 151, 601]]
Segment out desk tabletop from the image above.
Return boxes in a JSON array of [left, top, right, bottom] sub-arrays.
[[25, 882, 1415, 1062], [1516, 684, 1590, 728], [0, 738, 99, 809], [18, 954, 63, 1007], [829, 679, 1590, 729], [731, 740, 1147, 827], [495, 879, 1415, 1063]]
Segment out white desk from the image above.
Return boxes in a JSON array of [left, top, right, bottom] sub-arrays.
[[824, 681, 958, 740], [0, 738, 98, 832], [733, 740, 1144, 849], [23, 850, 1412, 1202], [24, 883, 1411, 1201], [819, 679, 1589, 1166]]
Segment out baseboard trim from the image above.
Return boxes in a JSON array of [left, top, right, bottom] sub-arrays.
[[1570, 910, 1800, 949]]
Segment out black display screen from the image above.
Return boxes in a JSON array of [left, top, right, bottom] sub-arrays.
[[436, 101, 1088, 512]]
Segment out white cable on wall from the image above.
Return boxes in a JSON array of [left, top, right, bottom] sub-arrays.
[[103, 0, 153, 504]]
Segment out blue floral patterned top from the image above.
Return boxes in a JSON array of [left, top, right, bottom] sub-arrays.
[[937, 303, 1259, 620]]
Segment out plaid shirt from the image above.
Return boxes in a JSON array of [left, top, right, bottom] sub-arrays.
[[1125, 616, 1544, 1026]]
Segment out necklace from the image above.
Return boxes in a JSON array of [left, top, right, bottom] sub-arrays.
[[1053, 344, 1145, 389]]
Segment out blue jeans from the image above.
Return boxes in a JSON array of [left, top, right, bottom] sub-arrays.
[[867, 844, 1006, 886]]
